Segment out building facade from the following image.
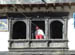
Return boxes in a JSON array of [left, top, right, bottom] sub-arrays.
[[0, 0, 75, 55]]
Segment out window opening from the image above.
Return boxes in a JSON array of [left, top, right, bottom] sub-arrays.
[[12, 21, 26, 39], [50, 21, 63, 39], [31, 21, 45, 39]]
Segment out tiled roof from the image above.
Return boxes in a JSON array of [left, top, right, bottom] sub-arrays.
[[0, 0, 75, 4]]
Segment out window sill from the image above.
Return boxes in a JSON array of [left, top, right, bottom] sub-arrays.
[[8, 39, 68, 42]]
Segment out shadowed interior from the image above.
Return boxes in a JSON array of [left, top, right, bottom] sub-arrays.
[[12, 21, 26, 39], [50, 21, 63, 39]]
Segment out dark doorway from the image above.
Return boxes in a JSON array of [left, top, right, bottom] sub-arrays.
[[50, 21, 63, 39], [12, 21, 26, 39], [31, 21, 45, 39]]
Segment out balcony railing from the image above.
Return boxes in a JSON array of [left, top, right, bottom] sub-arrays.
[[0, 0, 75, 4], [8, 39, 68, 49]]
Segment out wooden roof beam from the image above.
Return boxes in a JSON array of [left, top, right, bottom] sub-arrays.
[[53, 3, 56, 9], [45, 4, 49, 9], [60, 3, 64, 9], [52, 3, 56, 9], [37, 4, 41, 9], [12, 4, 18, 12], [29, 4, 33, 10]]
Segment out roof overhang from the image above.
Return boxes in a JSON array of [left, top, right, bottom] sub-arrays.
[[0, 0, 75, 4], [0, 3, 75, 7]]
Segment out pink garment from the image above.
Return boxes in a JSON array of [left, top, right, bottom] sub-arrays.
[[35, 34, 43, 39]]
